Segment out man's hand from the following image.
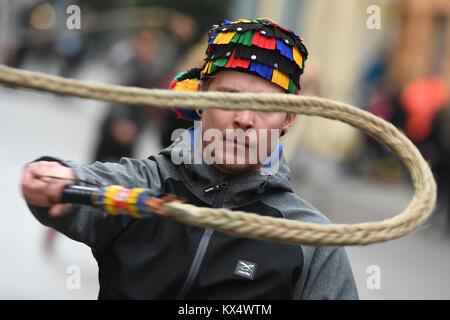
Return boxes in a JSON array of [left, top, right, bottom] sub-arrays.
[[22, 161, 75, 217]]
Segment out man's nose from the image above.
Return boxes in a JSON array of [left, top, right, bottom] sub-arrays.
[[233, 111, 255, 130]]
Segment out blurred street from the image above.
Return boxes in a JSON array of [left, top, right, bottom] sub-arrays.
[[1, 58, 449, 300]]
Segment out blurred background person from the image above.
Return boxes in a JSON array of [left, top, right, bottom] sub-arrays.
[[428, 103, 450, 229], [93, 27, 169, 163]]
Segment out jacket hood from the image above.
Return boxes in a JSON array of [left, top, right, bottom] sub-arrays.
[[159, 127, 293, 209]]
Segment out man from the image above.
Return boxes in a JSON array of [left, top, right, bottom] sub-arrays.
[[21, 18, 358, 299]]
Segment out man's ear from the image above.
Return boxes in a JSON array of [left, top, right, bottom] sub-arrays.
[[196, 79, 204, 92], [282, 113, 296, 134], [196, 80, 205, 118]]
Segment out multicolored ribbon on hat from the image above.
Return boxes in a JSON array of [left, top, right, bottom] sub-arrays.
[[171, 18, 309, 121]]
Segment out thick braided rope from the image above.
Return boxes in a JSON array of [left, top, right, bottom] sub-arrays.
[[0, 65, 436, 246]]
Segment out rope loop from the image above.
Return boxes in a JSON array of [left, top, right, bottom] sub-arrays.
[[0, 65, 437, 246]]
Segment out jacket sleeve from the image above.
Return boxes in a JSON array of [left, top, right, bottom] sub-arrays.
[[27, 156, 163, 252], [295, 245, 359, 300]]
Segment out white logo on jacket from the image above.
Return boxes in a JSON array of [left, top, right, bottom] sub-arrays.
[[234, 260, 258, 280]]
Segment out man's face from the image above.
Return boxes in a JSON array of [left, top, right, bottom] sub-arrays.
[[198, 70, 296, 174]]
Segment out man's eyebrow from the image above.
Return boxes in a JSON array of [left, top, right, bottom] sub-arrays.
[[213, 86, 241, 93]]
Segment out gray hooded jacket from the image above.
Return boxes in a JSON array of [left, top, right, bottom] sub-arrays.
[[29, 129, 358, 300]]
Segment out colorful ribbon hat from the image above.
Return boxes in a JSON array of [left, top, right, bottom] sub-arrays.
[[171, 18, 309, 121]]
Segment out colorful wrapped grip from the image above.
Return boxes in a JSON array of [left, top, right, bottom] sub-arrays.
[[61, 185, 182, 218]]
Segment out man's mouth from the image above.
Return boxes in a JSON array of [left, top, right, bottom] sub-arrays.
[[225, 138, 250, 149]]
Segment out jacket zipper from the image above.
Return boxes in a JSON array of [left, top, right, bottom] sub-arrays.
[[176, 181, 228, 300]]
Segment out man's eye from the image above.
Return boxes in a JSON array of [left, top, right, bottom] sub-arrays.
[[257, 111, 273, 117]]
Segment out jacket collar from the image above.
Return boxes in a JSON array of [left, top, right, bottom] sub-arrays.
[[159, 128, 293, 209]]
